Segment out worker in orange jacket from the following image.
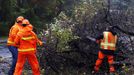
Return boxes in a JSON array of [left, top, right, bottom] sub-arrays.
[[13, 19, 42, 75], [92, 26, 117, 74], [7, 16, 24, 75]]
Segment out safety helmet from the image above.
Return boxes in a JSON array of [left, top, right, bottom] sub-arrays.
[[22, 19, 30, 27], [106, 26, 113, 31], [22, 19, 30, 25], [16, 16, 24, 23]]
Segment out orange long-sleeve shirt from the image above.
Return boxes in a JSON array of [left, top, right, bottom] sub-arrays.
[[7, 23, 22, 46], [14, 25, 42, 53]]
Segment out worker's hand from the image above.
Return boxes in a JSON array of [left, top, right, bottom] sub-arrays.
[[38, 41, 43, 46], [96, 40, 100, 44], [14, 44, 19, 48]]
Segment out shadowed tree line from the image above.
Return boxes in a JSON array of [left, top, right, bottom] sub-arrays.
[[0, 0, 67, 35]]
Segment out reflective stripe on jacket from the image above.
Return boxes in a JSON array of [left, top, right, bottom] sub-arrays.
[[18, 48, 35, 52], [21, 36, 35, 40], [100, 31, 117, 50]]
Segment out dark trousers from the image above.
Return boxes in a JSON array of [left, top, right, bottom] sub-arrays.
[[8, 46, 18, 75]]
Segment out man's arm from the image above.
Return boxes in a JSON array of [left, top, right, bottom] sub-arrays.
[[95, 34, 103, 43], [31, 31, 43, 46], [14, 33, 21, 46], [10, 25, 19, 39], [115, 35, 117, 44]]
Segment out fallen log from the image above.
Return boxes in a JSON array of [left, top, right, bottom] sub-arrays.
[[0, 40, 7, 43]]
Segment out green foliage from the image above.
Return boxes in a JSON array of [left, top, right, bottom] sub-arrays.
[[44, 0, 105, 52], [51, 18, 75, 52]]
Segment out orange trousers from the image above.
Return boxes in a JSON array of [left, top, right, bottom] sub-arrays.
[[14, 52, 40, 75], [94, 51, 115, 72]]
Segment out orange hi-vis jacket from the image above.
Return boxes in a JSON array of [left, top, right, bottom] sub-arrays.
[[100, 31, 117, 50], [7, 23, 22, 46], [14, 25, 42, 53]]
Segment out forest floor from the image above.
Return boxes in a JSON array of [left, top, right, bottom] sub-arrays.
[[0, 44, 11, 75], [1, 39, 134, 75], [0, 44, 37, 75]]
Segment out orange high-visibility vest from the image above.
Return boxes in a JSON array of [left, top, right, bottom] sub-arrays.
[[100, 31, 117, 50]]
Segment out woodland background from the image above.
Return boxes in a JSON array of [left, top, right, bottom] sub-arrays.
[[0, 0, 134, 75]]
